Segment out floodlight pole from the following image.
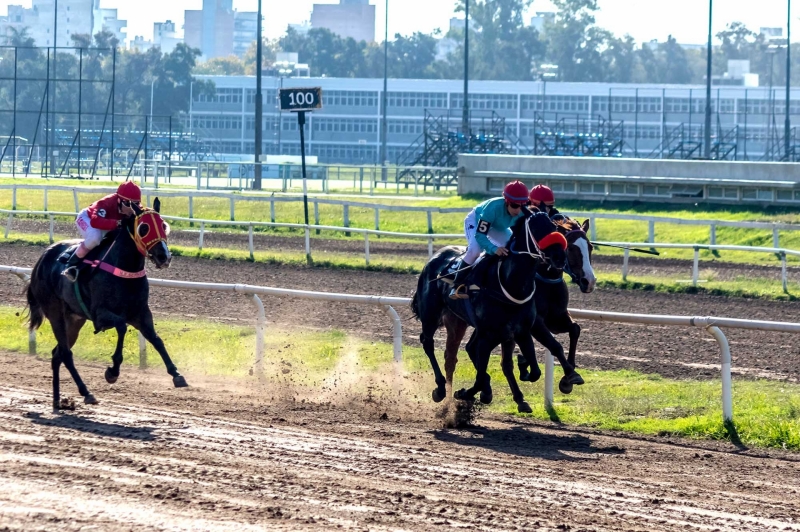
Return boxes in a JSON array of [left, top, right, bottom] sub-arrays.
[[462, 0, 469, 135], [254, 0, 263, 190], [380, 0, 388, 179], [785, 0, 792, 160], [703, 0, 713, 160]]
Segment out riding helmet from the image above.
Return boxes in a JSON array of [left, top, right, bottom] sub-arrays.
[[117, 181, 142, 202], [529, 184, 555, 207], [502, 180, 529, 204]]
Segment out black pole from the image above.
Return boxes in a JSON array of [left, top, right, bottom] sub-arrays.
[[111, 47, 116, 180], [254, 0, 263, 189], [785, 0, 792, 160], [77, 48, 82, 177], [51, 0, 58, 176], [462, 0, 469, 135], [12, 48, 17, 177], [380, 0, 388, 175], [298, 111, 311, 264], [704, 0, 713, 159]]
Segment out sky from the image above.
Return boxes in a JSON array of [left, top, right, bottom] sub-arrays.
[[0, 0, 794, 45]]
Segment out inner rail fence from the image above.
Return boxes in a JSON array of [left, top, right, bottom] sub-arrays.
[[4, 264, 800, 424], [2, 184, 800, 248], [3, 207, 799, 290]]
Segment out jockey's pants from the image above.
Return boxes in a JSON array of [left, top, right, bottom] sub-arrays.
[[74, 209, 108, 258], [462, 210, 510, 265]]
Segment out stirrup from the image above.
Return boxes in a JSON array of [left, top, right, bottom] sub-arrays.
[[62, 267, 78, 283], [449, 284, 470, 300]]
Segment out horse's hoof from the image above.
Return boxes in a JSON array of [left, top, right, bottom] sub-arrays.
[[559, 372, 584, 395], [104, 368, 118, 384], [84, 394, 98, 405], [173, 375, 189, 388], [528, 368, 542, 383], [519, 370, 531, 382], [432, 388, 446, 403], [479, 388, 493, 405], [454, 388, 474, 401], [517, 401, 533, 414]]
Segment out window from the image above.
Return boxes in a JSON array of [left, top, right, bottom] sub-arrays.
[[643, 185, 670, 197], [708, 187, 738, 200], [388, 92, 447, 108], [550, 181, 575, 193], [387, 119, 423, 135], [195, 88, 242, 105], [313, 118, 378, 134], [609, 183, 639, 196], [742, 188, 773, 201], [578, 183, 605, 195], [451, 93, 520, 111], [191, 115, 242, 130], [324, 90, 378, 108]]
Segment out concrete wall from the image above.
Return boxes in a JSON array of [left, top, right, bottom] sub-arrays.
[[458, 154, 800, 196]]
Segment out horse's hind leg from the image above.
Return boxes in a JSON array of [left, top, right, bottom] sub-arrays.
[[59, 314, 97, 405], [49, 311, 92, 408], [133, 308, 188, 388], [455, 335, 496, 404], [442, 313, 467, 397]]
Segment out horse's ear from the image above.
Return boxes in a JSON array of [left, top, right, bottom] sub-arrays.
[[582, 219, 590, 232], [153, 197, 161, 213]]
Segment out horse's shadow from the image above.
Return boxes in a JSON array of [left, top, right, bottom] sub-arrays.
[[431, 424, 625, 461], [23, 412, 157, 441]]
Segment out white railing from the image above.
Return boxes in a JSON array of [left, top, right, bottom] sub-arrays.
[[3, 183, 800, 246], [5, 264, 800, 424], [0, 266, 405, 371], [3, 208, 797, 290]]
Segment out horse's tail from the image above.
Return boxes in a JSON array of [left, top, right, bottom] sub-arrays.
[[25, 283, 44, 332], [410, 289, 420, 321]]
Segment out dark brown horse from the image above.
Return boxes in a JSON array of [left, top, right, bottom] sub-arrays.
[[517, 216, 596, 393], [26, 199, 188, 411], [434, 216, 595, 411]]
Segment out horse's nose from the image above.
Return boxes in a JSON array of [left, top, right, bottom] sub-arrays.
[[580, 278, 593, 293]]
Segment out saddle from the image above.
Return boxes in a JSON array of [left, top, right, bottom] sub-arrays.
[[440, 253, 496, 295]]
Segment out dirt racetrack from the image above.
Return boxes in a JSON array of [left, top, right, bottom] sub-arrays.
[[1, 242, 800, 382], [1, 351, 800, 532]]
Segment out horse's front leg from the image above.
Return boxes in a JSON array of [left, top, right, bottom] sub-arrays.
[[500, 339, 531, 413], [531, 318, 583, 395], [131, 308, 188, 388]]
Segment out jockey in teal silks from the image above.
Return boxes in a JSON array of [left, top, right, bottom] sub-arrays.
[[448, 180, 530, 300]]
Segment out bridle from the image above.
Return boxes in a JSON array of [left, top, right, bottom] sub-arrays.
[[561, 227, 591, 284], [129, 212, 168, 259]]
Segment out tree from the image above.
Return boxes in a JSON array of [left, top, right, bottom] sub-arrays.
[[660, 35, 694, 84], [543, 0, 605, 82], [604, 34, 637, 83], [195, 55, 247, 75]]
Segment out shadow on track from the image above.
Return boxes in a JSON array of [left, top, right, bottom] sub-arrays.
[[431, 424, 625, 461], [23, 412, 157, 441]]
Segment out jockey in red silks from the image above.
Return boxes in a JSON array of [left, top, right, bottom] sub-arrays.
[[61, 181, 142, 282]]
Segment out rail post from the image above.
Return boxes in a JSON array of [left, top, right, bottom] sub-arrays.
[[48, 214, 54, 243], [374, 208, 380, 231], [251, 294, 266, 375], [188, 196, 194, 226], [270, 198, 276, 224], [5, 213, 12, 238], [364, 233, 370, 265], [428, 236, 434, 259], [248, 223, 254, 260], [28, 329, 36, 356], [43, 188, 48, 211], [589, 216, 597, 241], [343, 204, 350, 237], [622, 248, 630, 281], [427, 211, 433, 234], [138, 332, 147, 369], [73, 189, 79, 212], [647, 220, 655, 243], [11, 185, 16, 210], [229, 197, 235, 221], [314, 200, 320, 235], [710, 223, 717, 246], [773, 224, 780, 249], [704, 325, 733, 423], [305, 227, 311, 261], [383, 305, 403, 363], [782, 251, 788, 293], [692, 247, 700, 287], [198, 221, 205, 250], [544, 350, 554, 411]]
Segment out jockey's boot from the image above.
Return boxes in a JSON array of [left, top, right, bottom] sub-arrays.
[[448, 259, 471, 300], [62, 251, 86, 283]]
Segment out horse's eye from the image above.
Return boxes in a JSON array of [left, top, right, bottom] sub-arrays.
[[138, 222, 150, 238]]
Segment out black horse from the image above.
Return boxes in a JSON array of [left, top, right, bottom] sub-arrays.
[[517, 217, 596, 393], [26, 198, 188, 411], [411, 212, 584, 412]]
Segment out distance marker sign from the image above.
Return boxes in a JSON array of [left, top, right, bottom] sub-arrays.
[[279, 87, 323, 112]]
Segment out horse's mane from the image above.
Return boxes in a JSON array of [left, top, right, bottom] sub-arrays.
[[554, 216, 581, 234]]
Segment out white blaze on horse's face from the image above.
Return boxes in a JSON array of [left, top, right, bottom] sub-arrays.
[[574, 238, 596, 293]]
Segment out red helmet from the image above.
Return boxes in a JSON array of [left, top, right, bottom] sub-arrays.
[[529, 184, 555, 206], [117, 181, 142, 202], [502, 180, 529, 204]]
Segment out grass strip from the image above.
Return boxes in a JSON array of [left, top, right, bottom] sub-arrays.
[[2, 304, 796, 450]]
